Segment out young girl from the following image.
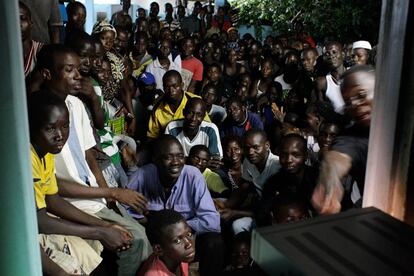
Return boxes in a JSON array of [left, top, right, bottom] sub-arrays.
[[92, 20, 136, 136], [221, 48, 246, 99], [251, 58, 274, 99]]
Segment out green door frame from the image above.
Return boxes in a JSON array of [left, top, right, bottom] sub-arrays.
[[0, 0, 42, 274]]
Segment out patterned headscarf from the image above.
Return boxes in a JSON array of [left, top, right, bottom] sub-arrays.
[[92, 19, 117, 38]]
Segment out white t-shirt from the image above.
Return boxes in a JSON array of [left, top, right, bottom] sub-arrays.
[[165, 119, 223, 158], [274, 74, 293, 90], [326, 74, 345, 114], [55, 95, 106, 214], [242, 151, 281, 196], [209, 104, 227, 124], [145, 53, 182, 91]]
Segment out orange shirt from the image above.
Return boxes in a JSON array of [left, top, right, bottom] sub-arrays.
[[137, 254, 189, 276]]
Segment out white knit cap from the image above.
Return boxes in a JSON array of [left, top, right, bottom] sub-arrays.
[[352, 40, 372, 50]]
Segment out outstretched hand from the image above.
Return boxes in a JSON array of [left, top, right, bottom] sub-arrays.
[[311, 181, 343, 215]]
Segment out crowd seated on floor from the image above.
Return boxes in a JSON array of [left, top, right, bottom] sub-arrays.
[[20, 0, 376, 275]]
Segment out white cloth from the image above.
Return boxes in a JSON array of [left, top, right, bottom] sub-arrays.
[[164, 119, 223, 157], [242, 151, 281, 196], [274, 74, 293, 91], [232, 217, 253, 235], [55, 95, 106, 214], [145, 53, 181, 91], [209, 104, 227, 124], [326, 74, 345, 114]]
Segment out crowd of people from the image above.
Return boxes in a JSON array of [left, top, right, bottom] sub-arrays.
[[20, 0, 376, 275]]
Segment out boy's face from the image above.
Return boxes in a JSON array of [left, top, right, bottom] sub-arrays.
[[228, 30, 239, 42], [34, 106, 69, 155], [159, 40, 172, 58], [228, 49, 238, 64], [173, 30, 184, 42], [301, 51, 317, 72], [240, 75, 251, 88], [261, 60, 273, 78], [189, 150, 209, 173], [160, 220, 195, 264], [279, 139, 306, 174], [183, 102, 205, 132], [20, 7, 32, 41], [181, 39, 195, 57], [318, 124, 340, 152], [177, 6, 185, 18], [231, 242, 251, 268], [114, 30, 129, 56], [272, 42, 283, 56], [274, 203, 310, 224], [324, 43, 343, 69], [352, 48, 369, 66], [163, 75, 183, 104], [249, 56, 259, 70], [150, 3, 159, 17], [236, 86, 248, 101], [306, 112, 320, 132], [97, 61, 111, 84], [138, 9, 146, 18], [46, 53, 82, 97], [244, 134, 270, 165], [161, 29, 172, 41], [134, 37, 148, 55], [342, 71, 374, 128], [213, 47, 222, 62], [207, 66, 221, 82], [92, 42, 105, 73], [201, 87, 217, 106], [227, 102, 246, 124], [69, 6, 86, 29], [78, 42, 94, 75], [267, 86, 279, 103]]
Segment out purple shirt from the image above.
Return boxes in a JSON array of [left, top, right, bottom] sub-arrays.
[[126, 164, 221, 233]]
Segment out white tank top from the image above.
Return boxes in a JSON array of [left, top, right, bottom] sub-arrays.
[[326, 74, 345, 114]]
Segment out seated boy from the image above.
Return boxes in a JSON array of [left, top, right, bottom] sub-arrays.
[[271, 195, 312, 224], [257, 134, 318, 226], [222, 231, 266, 276], [147, 70, 210, 140], [138, 209, 195, 276], [164, 98, 222, 158], [188, 145, 229, 198], [36, 44, 152, 275], [28, 91, 133, 275], [201, 83, 227, 126]]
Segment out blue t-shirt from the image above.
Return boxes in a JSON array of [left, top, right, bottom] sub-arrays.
[[220, 111, 264, 138]]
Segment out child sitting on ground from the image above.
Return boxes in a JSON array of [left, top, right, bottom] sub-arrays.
[[201, 83, 227, 126], [138, 209, 196, 276], [223, 231, 266, 276], [271, 195, 311, 224], [257, 134, 318, 226], [188, 145, 229, 198]]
